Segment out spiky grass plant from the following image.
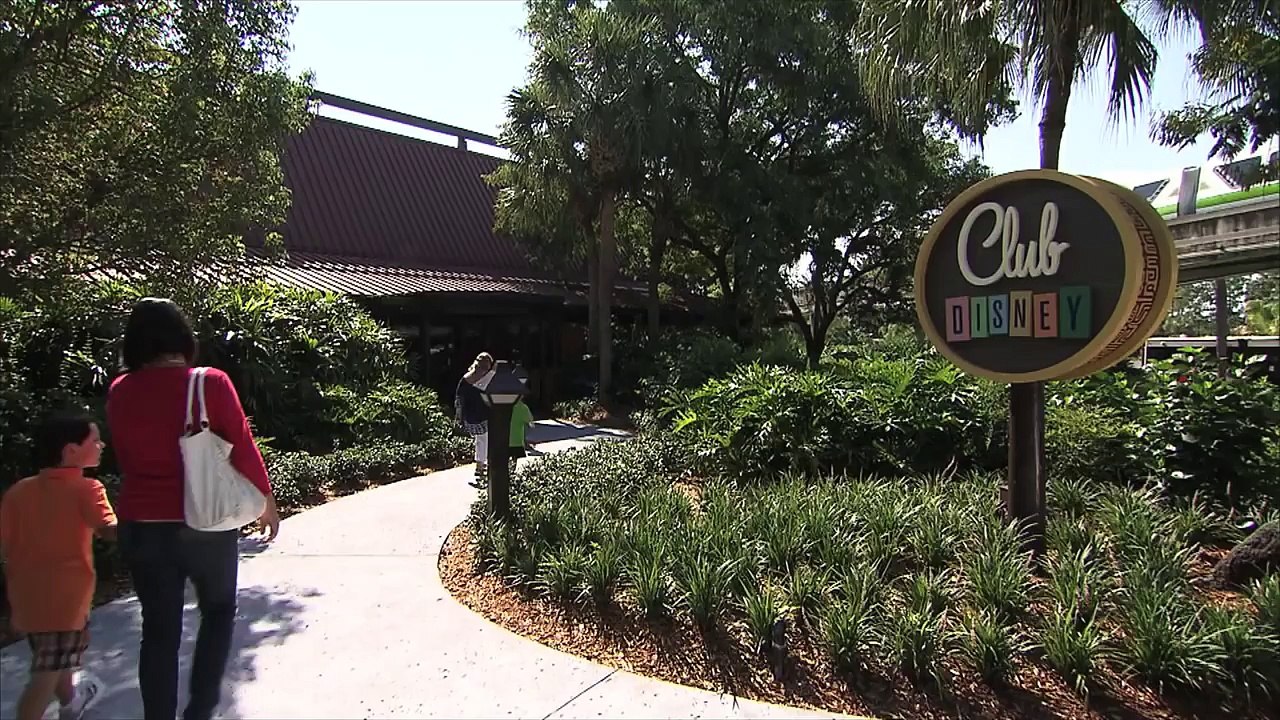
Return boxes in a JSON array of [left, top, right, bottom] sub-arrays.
[[961, 608, 1028, 683], [1201, 605, 1280, 703], [785, 564, 832, 623], [535, 543, 591, 602], [965, 522, 1032, 620], [627, 555, 672, 619], [1253, 574, 1280, 634], [1040, 603, 1108, 694], [1045, 546, 1109, 624], [675, 556, 740, 629], [742, 584, 786, 652], [1119, 578, 1222, 691], [583, 539, 625, 604]]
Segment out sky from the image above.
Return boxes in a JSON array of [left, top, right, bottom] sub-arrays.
[[286, 0, 1256, 188]]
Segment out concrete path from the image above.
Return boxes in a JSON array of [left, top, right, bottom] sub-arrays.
[[2, 421, 842, 720]]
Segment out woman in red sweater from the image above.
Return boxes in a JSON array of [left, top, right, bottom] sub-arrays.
[[106, 298, 280, 720]]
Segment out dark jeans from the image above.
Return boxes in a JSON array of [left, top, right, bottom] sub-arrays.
[[120, 522, 239, 720]]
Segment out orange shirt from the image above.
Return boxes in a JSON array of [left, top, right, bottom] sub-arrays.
[[0, 469, 117, 632]]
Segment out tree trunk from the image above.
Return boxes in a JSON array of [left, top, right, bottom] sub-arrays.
[[597, 193, 617, 404], [586, 242, 599, 354], [1037, 27, 1078, 170], [647, 224, 667, 338], [804, 332, 823, 369]]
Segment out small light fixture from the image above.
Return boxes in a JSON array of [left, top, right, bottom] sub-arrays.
[[480, 360, 528, 407]]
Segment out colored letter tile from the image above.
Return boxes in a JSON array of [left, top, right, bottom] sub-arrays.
[[945, 297, 970, 341], [1010, 291, 1033, 337], [1059, 286, 1092, 339], [1034, 293, 1058, 338], [970, 296, 990, 338], [988, 294, 1009, 336]]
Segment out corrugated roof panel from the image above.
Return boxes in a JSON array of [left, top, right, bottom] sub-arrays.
[[266, 115, 540, 279]]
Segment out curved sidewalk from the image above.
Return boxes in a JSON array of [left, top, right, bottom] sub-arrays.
[[1, 422, 844, 719]]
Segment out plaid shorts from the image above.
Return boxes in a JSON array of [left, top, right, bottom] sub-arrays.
[[27, 626, 90, 673]]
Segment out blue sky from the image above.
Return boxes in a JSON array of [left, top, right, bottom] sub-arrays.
[[287, 0, 1240, 187]]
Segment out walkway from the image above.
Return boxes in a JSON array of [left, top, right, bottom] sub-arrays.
[[1, 422, 840, 719]]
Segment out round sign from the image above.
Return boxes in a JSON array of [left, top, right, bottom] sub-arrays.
[[914, 170, 1178, 383]]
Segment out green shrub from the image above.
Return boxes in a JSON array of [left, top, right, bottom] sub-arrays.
[[669, 356, 1004, 480], [742, 585, 786, 651], [267, 439, 465, 509], [1201, 606, 1279, 702], [822, 596, 879, 671], [1119, 580, 1221, 691], [1140, 353, 1280, 508], [656, 334, 1278, 511], [321, 380, 460, 448], [1253, 575, 1280, 634], [1, 280, 460, 489], [1040, 604, 1107, 694], [1046, 404, 1149, 483], [616, 327, 746, 409], [962, 608, 1026, 683]]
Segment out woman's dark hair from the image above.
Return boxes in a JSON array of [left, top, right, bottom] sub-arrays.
[[121, 297, 197, 371], [33, 413, 94, 469]]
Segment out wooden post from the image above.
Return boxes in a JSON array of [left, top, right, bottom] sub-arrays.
[[487, 401, 514, 520], [1008, 382, 1046, 557]]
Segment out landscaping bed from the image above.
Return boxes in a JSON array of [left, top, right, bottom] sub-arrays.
[[442, 437, 1280, 720]]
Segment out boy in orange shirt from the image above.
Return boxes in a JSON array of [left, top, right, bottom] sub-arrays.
[[0, 413, 117, 720]]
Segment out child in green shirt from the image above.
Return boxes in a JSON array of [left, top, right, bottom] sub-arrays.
[[508, 398, 533, 459]]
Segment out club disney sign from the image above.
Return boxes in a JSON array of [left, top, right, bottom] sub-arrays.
[[914, 170, 1177, 383]]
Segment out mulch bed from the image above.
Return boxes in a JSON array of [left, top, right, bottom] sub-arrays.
[[439, 524, 1275, 720]]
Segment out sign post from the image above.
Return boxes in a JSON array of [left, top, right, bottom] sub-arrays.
[[914, 171, 1178, 556]]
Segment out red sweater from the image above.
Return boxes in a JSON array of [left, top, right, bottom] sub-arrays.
[[107, 366, 272, 522]]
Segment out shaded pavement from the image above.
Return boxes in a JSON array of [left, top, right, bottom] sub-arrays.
[[2, 422, 841, 719]]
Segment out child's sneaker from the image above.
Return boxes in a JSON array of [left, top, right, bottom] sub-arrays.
[[58, 671, 104, 720]]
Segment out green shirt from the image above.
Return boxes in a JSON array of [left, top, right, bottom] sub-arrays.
[[509, 401, 533, 447]]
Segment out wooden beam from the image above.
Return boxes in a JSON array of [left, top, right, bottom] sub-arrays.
[[313, 91, 500, 149]]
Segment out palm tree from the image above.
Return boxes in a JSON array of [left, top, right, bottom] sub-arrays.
[[853, 0, 1201, 554], [503, 0, 662, 404], [853, 0, 1200, 169]]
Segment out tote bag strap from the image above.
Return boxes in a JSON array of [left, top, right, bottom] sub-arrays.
[[184, 367, 212, 434]]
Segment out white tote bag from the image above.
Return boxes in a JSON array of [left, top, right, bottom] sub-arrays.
[[181, 367, 267, 532]]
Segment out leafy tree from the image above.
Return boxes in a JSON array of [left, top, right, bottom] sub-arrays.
[[779, 134, 988, 367], [0, 0, 313, 302], [1153, 0, 1279, 162]]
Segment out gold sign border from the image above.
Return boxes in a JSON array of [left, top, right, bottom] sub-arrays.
[[914, 169, 1145, 384], [1055, 177, 1179, 379]]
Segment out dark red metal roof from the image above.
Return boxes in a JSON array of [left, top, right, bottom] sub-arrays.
[[270, 115, 540, 278]]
